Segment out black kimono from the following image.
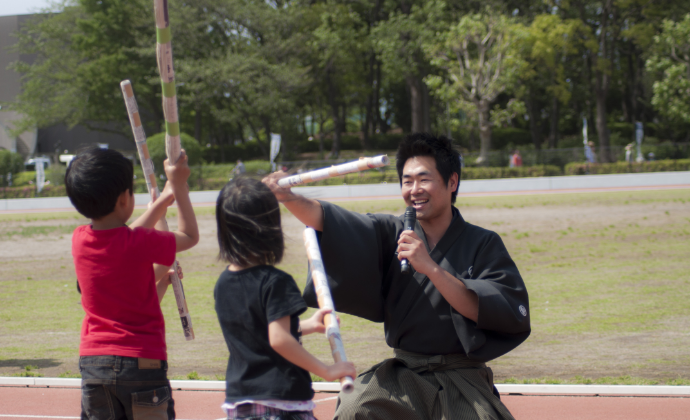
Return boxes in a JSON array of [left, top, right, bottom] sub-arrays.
[[303, 201, 531, 362]]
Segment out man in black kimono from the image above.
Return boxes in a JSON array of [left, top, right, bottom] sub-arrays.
[[263, 133, 530, 420]]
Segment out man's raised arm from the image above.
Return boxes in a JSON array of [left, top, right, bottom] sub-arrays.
[[262, 171, 324, 231]]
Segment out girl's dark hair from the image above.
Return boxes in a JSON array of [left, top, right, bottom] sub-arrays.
[[65, 147, 134, 219], [216, 177, 284, 267], [395, 132, 461, 204]]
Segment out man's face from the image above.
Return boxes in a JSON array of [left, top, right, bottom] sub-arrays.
[[401, 156, 457, 222]]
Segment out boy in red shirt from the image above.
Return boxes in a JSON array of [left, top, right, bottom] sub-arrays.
[[66, 147, 199, 420]]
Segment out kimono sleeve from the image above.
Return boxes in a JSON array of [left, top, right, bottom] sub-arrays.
[[302, 201, 385, 322], [451, 231, 531, 361]]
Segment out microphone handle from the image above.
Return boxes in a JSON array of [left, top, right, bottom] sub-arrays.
[[401, 222, 415, 273]]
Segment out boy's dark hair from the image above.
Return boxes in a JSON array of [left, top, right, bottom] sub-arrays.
[[395, 132, 461, 204], [216, 177, 284, 267], [65, 148, 134, 219]]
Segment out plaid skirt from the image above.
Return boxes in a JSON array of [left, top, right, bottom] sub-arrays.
[[226, 403, 317, 420]]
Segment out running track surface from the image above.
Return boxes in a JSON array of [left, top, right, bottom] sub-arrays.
[[1, 386, 689, 420]]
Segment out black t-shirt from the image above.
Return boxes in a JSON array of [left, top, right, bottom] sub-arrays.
[[214, 265, 312, 403]]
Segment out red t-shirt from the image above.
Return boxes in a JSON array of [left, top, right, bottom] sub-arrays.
[[72, 225, 176, 360]]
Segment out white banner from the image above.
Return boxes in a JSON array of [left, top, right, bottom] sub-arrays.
[[270, 133, 281, 171]]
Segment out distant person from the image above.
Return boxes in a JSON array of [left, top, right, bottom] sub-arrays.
[[66, 147, 199, 420], [585, 141, 597, 163], [509, 150, 522, 168], [232, 159, 246, 176], [648, 152, 655, 161], [625, 143, 634, 163], [213, 177, 356, 419]]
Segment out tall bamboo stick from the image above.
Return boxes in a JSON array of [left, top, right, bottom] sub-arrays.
[[121, 80, 194, 341], [154, 0, 182, 164], [303, 227, 355, 393]]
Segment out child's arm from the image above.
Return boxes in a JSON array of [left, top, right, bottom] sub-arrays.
[[300, 308, 338, 336], [164, 151, 199, 252], [268, 316, 356, 382], [128, 183, 175, 230], [154, 262, 182, 303]]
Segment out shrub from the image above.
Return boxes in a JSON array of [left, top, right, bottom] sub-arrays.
[[147, 133, 204, 174], [0, 184, 66, 198], [462, 165, 562, 180], [564, 159, 690, 175], [0, 150, 24, 185]]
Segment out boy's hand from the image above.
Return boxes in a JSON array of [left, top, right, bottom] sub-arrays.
[[301, 308, 339, 335], [156, 181, 175, 207], [322, 361, 356, 382], [164, 150, 191, 189]]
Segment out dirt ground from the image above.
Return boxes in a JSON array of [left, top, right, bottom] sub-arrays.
[[1, 193, 689, 382]]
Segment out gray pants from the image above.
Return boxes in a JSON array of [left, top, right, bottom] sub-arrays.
[[80, 356, 175, 420]]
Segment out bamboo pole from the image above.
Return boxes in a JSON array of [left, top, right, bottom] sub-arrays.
[[121, 80, 194, 340], [303, 227, 354, 393], [278, 155, 390, 188]]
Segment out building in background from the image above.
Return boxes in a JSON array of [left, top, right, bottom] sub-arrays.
[[0, 14, 135, 161]]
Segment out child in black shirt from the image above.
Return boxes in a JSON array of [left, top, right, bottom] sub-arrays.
[[214, 177, 356, 420]]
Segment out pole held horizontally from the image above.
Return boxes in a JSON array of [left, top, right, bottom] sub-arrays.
[[120, 80, 194, 341], [278, 155, 390, 188], [303, 228, 355, 393]]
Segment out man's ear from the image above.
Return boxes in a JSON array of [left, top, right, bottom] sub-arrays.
[[449, 172, 459, 192]]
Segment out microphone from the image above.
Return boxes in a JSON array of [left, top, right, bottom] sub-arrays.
[[401, 206, 416, 273]]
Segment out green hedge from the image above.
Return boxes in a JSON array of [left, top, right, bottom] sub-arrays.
[[462, 165, 561, 180], [564, 159, 690, 175], [0, 185, 67, 199]]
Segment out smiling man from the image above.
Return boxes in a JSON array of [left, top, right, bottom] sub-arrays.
[[263, 133, 530, 420]]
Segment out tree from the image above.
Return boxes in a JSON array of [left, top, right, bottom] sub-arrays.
[[426, 12, 526, 164], [9, 0, 160, 137], [309, 3, 368, 158], [646, 15, 690, 125], [517, 14, 595, 149], [373, 0, 445, 134]]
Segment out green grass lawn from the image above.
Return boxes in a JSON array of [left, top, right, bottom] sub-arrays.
[[1, 189, 689, 384]]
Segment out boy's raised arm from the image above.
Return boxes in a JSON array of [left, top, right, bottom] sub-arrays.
[[129, 184, 174, 230], [164, 151, 199, 252]]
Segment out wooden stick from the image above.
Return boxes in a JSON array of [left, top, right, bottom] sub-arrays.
[[303, 227, 354, 393], [120, 79, 194, 341], [278, 155, 390, 188]]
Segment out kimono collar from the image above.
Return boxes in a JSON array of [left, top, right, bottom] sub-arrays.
[[418, 206, 466, 253]]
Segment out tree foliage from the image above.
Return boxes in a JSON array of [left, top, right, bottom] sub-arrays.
[[6, 0, 690, 161], [647, 14, 690, 124]]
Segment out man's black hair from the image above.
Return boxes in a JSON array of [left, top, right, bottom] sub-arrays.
[[216, 177, 284, 267], [65, 148, 134, 219], [396, 132, 461, 204]]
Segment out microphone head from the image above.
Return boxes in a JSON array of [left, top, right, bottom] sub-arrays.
[[404, 206, 416, 218]]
